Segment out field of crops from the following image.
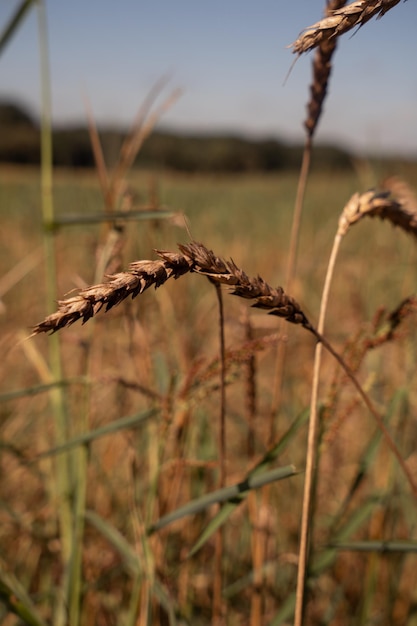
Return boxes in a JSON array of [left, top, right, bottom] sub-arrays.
[[1, 161, 417, 625]]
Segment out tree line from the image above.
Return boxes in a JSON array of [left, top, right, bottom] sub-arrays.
[[0, 101, 354, 172]]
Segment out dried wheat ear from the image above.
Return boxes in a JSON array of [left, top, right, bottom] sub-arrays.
[[291, 0, 403, 55], [32, 242, 312, 335]]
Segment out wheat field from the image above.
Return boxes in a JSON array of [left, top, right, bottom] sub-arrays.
[[2, 1, 417, 625], [1, 159, 417, 626]]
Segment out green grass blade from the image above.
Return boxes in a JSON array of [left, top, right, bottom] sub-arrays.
[[223, 560, 276, 599], [34, 407, 159, 459], [0, 0, 34, 56], [312, 497, 380, 573], [184, 409, 309, 556], [269, 497, 378, 626], [86, 512, 177, 624], [53, 208, 177, 226], [149, 465, 297, 537], [188, 501, 242, 558], [152, 581, 178, 626], [329, 389, 408, 534], [85, 510, 140, 576], [0, 378, 87, 403], [0, 566, 48, 626], [35, 2, 73, 623], [330, 540, 417, 553]]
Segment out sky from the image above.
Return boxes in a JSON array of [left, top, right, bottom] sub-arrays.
[[0, 0, 416, 157]]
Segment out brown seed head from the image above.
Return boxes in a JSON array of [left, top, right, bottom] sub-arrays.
[[32, 242, 311, 335], [337, 189, 417, 238], [291, 0, 403, 55]]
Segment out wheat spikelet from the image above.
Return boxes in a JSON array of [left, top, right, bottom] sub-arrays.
[[382, 176, 417, 214], [305, 0, 347, 137], [32, 242, 311, 335], [292, 0, 403, 55], [337, 189, 417, 237]]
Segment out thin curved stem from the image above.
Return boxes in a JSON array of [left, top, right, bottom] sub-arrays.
[[294, 232, 343, 626], [313, 329, 417, 498], [269, 140, 312, 434], [213, 282, 226, 625]]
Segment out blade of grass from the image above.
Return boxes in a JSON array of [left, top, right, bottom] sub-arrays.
[[223, 560, 278, 600], [85, 511, 178, 624], [329, 389, 408, 534], [52, 208, 177, 226], [269, 497, 379, 626], [33, 407, 159, 459], [83, 95, 110, 205], [85, 510, 141, 575], [36, 4, 73, 624], [0, 378, 86, 403], [0, 0, 34, 55], [187, 408, 309, 557], [212, 282, 226, 625], [0, 565, 48, 626], [110, 83, 180, 196], [0, 247, 42, 299], [148, 465, 298, 536], [329, 540, 417, 553]]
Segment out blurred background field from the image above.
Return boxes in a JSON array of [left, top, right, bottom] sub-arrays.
[[2, 1, 417, 624], [2, 161, 417, 625]]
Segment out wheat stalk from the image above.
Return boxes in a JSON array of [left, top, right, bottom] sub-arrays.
[[291, 0, 403, 55]]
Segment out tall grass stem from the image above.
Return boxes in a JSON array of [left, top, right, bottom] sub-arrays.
[[294, 231, 342, 626], [36, 3, 73, 623]]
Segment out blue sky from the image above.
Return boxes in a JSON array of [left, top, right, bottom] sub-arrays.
[[1, 0, 416, 156]]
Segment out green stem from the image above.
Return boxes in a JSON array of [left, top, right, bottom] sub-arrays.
[[36, 2, 73, 624]]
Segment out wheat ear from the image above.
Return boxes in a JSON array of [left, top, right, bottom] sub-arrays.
[[305, 0, 348, 137], [291, 0, 403, 55], [32, 242, 310, 336]]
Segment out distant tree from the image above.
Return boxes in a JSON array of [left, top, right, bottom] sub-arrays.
[[0, 99, 355, 171], [0, 100, 38, 128]]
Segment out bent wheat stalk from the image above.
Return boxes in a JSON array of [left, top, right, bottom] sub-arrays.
[[291, 0, 403, 55]]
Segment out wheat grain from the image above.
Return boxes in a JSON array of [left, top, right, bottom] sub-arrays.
[[291, 0, 403, 55]]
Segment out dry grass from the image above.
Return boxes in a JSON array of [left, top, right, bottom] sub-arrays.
[[31, 232, 417, 499], [2, 0, 417, 624], [2, 167, 417, 626]]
